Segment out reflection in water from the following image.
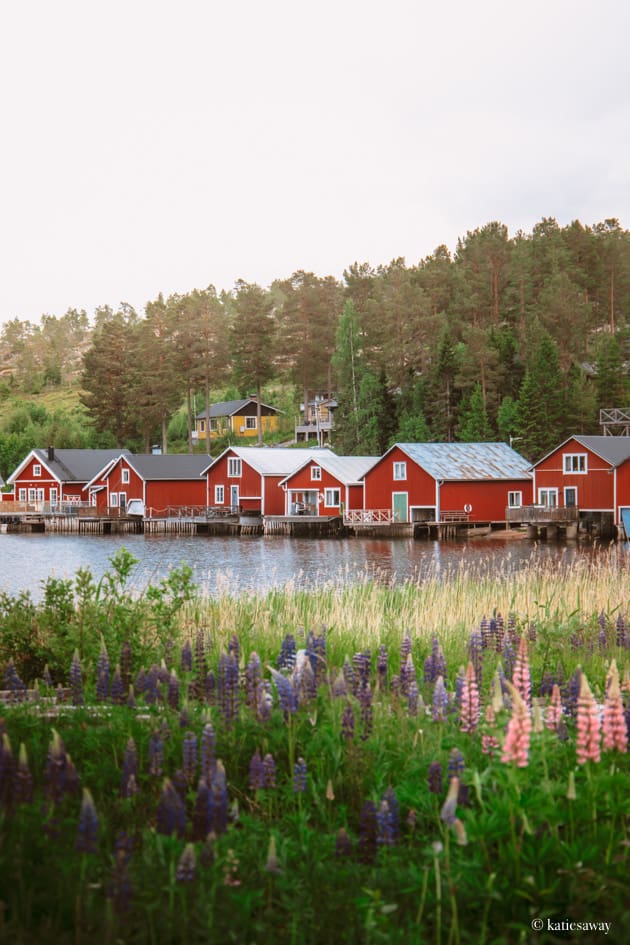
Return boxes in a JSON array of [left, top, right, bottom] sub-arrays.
[[0, 532, 627, 600]]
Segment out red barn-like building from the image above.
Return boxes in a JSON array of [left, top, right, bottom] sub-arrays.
[[86, 454, 210, 515], [531, 435, 630, 536], [7, 448, 129, 509], [363, 442, 533, 523], [202, 447, 334, 516], [279, 454, 377, 516]]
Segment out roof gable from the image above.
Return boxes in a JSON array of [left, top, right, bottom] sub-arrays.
[[280, 454, 378, 486], [203, 446, 335, 477], [380, 442, 532, 481], [9, 448, 130, 485], [195, 398, 281, 419]]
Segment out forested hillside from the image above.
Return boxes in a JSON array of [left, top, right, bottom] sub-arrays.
[[1, 217, 629, 480]]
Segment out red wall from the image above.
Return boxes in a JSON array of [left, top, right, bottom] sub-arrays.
[[12, 455, 84, 503], [533, 440, 615, 510], [364, 447, 436, 517], [441, 479, 532, 522], [616, 459, 630, 518], [206, 451, 263, 513], [104, 458, 206, 514], [284, 462, 364, 515]]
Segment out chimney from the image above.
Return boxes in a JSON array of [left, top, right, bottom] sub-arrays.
[[47, 446, 55, 462]]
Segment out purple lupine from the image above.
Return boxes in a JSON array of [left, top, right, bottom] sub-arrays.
[[468, 628, 483, 689], [70, 651, 84, 706], [332, 671, 348, 698], [192, 778, 214, 841], [308, 628, 327, 689], [380, 786, 399, 841], [107, 848, 133, 914], [598, 618, 608, 651], [432, 676, 449, 722], [358, 682, 374, 740], [480, 616, 492, 649], [111, 666, 125, 705], [204, 670, 216, 704], [539, 670, 555, 697], [341, 702, 355, 740], [427, 760, 443, 794], [176, 844, 197, 883], [228, 632, 240, 663], [4, 662, 27, 704], [352, 651, 371, 695], [144, 666, 160, 705], [270, 667, 298, 716], [119, 639, 132, 691], [181, 640, 193, 673], [120, 738, 138, 798], [134, 668, 147, 697], [248, 749, 266, 790], [263, 753, 276, 788], [218, 653, 240, 728], [293, 757, 308, 793], [210, 761, 228, 834], [167, 671, 180, 711], [377, 644, 388, 689], [399, 652, 416, 697], [44, 730, 70, 805], [494, 612, 505, 652], [501, 638, 515, 680], [447, 748, 465, 780], [358, 800, 378, 864], [183, 731, 198, 786], [156, 779, 187, 838], [424, 637, 447, 684], [148, 731, 164, 778], [172, 768, 188, 801], [294, 657, 316, 704], [76, 788, 99, 854], [126, 685, 136, 708], [245, 652, 262, 709], [615, 614, 627, 648], [256, 681, 273, 722], [342, 655, 355, 693], [200, 722, 216, 782], [565, 667, 582, 717], [277, 633, 297, 672], [528, 622, 537, 644], [96, 642, 110, 702], [195, 630, 208, 678], [408, 681, 419, 717]]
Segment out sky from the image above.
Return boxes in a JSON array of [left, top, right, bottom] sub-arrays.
[[1, 0, 630, 326]]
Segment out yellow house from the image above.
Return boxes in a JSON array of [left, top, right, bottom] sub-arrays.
[[194, 398, 281, 442]]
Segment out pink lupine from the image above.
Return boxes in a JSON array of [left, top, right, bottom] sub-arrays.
[[512, 636, 532, 708], [501, 683, 531, 767], [576, 671, 601, 764], [481, 704, 500, 756], [602, 661, 628, 754], [546, 684, 563, 731], [460, 661, 480, 734]]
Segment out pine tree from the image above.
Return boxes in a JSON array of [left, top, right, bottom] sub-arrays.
[[457, 382, 493, 441], [515, 331, 565, 460]]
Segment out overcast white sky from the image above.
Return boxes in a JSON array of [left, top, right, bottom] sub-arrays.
[[1, 0, 629, 326]]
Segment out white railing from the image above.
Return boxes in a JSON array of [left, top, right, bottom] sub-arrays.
[[343, 509, 394, 525]]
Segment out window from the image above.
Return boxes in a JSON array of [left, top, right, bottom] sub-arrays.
[[311, 466, 322, 481], [18, 488, 26, 501], [325, 488, 341, 507], [564, 486, 577, 508], [245, 416, 257, 429], [50, 488, 58, 507], [121, 468, 130, 484], [28, 488, 36, 502], [508, 491, 522, 508], [393, 461, 407, 481], [199, 419, 206, 433], [563, 453, 587, 474], [33, 464, 42, 477], [210, 419, 219, 432], [110, 493, 118, 507], [538, 488, 558, 507], [214, 485, 225, 504], [228, 457, 242, 477]]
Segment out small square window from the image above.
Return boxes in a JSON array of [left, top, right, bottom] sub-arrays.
[[311, 466, 322, 480], [245, 416, 257, 429], [393, 461, 407, 481], [508, 491, 522, 508], [33, 464, 42, 477], [325, 488, 340, 507], [121, 468, 130, 484]]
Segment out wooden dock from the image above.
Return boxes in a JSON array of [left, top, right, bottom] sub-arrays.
[[264, 515, 344, 537]]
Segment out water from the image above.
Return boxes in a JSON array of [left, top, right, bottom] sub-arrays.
[[1, 532, 627, 600]]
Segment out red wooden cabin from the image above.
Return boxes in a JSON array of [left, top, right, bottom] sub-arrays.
[[279, 454, 377, 516], [86, 454, 209, 516], [7, 448, 128, 510]]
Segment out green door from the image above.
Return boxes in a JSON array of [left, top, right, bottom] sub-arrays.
[[393, 492, 408, 523]]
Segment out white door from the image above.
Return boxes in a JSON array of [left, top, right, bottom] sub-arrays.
[[230, 485, 239, 511]]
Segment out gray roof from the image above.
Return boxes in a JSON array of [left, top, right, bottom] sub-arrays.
[[392, 442, 532, 481], [195, 398, 280, 419], [14, 448, 132, 484], [568, 435, 630, 467], [203, 446, 335, 477], [280, 454, 378, 486], [126, 454, 211, 480]]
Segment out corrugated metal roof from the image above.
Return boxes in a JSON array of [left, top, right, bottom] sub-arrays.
[[281, 454, 378, 485], [204, 446, 335, 477], [127, 454, 211, 480], [394, 442, 532, 481], [572, 435, 630, 467]]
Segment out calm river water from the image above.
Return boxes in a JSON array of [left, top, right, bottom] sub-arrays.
[[1, 532, 628, 600]]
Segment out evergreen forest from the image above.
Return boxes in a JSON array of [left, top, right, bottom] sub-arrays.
[[1, 217, 629, 481]]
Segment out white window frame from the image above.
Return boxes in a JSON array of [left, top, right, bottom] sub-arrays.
[[563, 453, 587, 474], [564, 486, 578, 508], [18, 488, 26, 501], [538, 488, 558, 507], [214, 484, 225, 504], [311, 466, 322, 481], [393, 461, 407, 481], [507, 491, 522, 508], [28, 488, 37, 502], [245, 416, 257, 430], [199, 419, 206, 433], [121, 468, 130, 484], [324, 488, 341, 507], [50, 488, 58, 508], [110, 493, 119, 507], [33, 464, 42, 477], [228, 457, 242, 478]]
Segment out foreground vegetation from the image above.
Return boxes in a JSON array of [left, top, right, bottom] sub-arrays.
[[0, 549, 629, 944]]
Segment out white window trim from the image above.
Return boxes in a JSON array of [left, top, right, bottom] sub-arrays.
[[324, 487, 340, 507], [18, 488, 26, 501], [110, 493, 119, 507], [28, 488, 37, 501], [121, 468, 130, 484], [507, 491, 522, 508], [563, 453, 587, 474], [538, 488, 558, 507], [311, 466, 322, 480], [245, 416, 257, 429], [215, 484, 225, 504], [564, 486, 578, 507], [228, 458, 242, 478], [393, 461, 407, 481], [33, 464, 42, 477]]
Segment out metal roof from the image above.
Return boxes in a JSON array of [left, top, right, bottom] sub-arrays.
[[280, 454, 378, 486], [392, 442, 532, 481], [569, 435, 630, 467], [126, 454, 212, 480], [14, 448, 132, 484], [195, 398, 281, 419], [203, 446, 335, 477]]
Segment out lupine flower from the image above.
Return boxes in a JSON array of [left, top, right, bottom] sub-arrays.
[[218, 653, 240, 727], [377, 644, 388, 689], [501, 638, 515, 681], [408, 681, 419, 717], [228, 632, 240, 662], [332, 671, 348, 698], [176, 843, 197, 883], [192, 779, 214, 841], [269, 667, 298, 716], [245, 652, 262, 709], [501, 683, 531, 767], [480, 615, 492, 649], [377, 786, 399, 844], [539, 670, 555, 697], [468, 628, 483, 688], [111, 666, 124, 705], [448, 748, 465, 780], [576, 670, 601, 764], [167, 671, 180, 710], [134, 668, 147, 696], [107, 849, 133, 914], [565, 667, 582, 718], [70, 651, 84, 706], [76, 788, 99, 854], [5, 661, 27, 703], [615, 614, 627, 648], [494, 612, 505, 652], [598, 611, 608, 651], [256, 681, 273, 722], [148, 731, 164, 778], [341, 702, 355, 739], [249, 749, 266, 790], [481, 705, 500, 756], [399, 652, 416, 697], [294, 657, 316, 704], [358, 800, 378, 864], [210, 761, 228, 834], [603, 662, 629, 753], [335, 827, 353, 857], [342, 655, 355, 692], [183, 731, 198, 785], [263, 753, 276, 789], [427, 761, 443, 794], [181, 640, 193, 673], [120, 738, 138, 797], [512, 636, 532, 708], [44, 729, 75, 805], [358, 683, 374, 740], [460, 661, 480, 733], [277, 633, 297, 671], [352, 651, 371, 694], [200, 721, 216, 779], [440, 776, 460, 825], [96, 641, 110, 702], [156, 779, 186, 838], [204, 671, 217, 705], [432, 676, 449, 722], [546, 683, 563, 731], [293, 757, 308, 793], [264, 835, 282, 875], [126, 685, 136, 708]]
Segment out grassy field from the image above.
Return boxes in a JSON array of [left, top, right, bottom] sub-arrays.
[[0, 550, 628, 944]]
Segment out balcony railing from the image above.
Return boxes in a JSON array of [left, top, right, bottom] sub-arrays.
[[344, 509, 394, 525], [506, 505, 579, 523]]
